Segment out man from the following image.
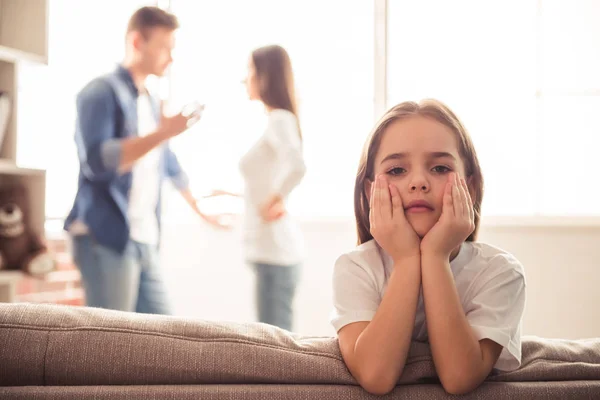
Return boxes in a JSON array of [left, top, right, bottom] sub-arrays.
[[64, 6, 221, 314]]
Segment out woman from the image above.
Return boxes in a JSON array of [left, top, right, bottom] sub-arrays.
[[222, 45, 306, 331]]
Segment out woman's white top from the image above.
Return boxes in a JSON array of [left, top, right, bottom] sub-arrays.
[[239, 109, 306, 266]]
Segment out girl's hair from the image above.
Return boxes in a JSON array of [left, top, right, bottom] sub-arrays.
[[251, 44, 301, 139], [354, 99, 484, 245]]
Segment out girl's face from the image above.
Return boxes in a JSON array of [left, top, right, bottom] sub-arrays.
[[368, 115, 468, 237], [245, 57, 261, 101]]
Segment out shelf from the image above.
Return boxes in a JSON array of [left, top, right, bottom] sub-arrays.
[[0, 159, 44, 176], [0, 161, 46, 237], [0, 270, 23, 284], [0, 0, 49, 305], [0, 59, 16, 161], [0, 0, 48, 65], [0, 45, 46, 64]]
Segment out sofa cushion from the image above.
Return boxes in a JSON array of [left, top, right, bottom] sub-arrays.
[[0, 303, 598, 387]]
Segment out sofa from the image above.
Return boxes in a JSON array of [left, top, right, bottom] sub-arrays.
[[0, 303, 599, 399]]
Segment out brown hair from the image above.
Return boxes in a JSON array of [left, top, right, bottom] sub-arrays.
[[251, 45, 301, 139], [354, 99, 484, 245], [127, 6, 179, 39]]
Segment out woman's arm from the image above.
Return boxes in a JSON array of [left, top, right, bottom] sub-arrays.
[[263, 113, 306, 201]]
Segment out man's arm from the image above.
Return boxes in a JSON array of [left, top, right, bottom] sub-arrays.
[[117, 130, 171, 173], [74, 81, 122, 182], [75, 80, 198, 180], [164, 147, 230, 228], [119, 112, 198, 173], [164, 145, 190, 191], [76, 81, 171, 179]]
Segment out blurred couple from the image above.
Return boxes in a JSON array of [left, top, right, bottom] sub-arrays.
[[64, 6, 305, 331]]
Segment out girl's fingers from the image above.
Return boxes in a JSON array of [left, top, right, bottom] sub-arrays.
[[378, 175, 392, 220], [376, 175, 383, 221], [460, 177, 474, 221], [455, 173, 467, 217], [369, 176, 376, 227], [449, 173, 460, 217], [369, 176, 376, 208], [443, 177, 453, 216], [389, 183, 403, 220]]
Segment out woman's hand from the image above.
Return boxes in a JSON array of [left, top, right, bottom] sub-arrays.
[[260, 194, 286, 222], [421, 172, 474, 259], [369, 175, 421, 263]]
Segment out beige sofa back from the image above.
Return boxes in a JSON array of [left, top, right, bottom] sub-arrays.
[[1, 303, 599, 387]]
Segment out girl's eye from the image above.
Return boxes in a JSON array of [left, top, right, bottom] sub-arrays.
[[387, 167, 405, 176], [432, 165, 451, 173]]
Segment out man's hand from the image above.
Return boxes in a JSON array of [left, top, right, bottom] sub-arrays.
[[198, 212, 234, 230], [159, 106, 203, 139], [179, 188, 233, 229]]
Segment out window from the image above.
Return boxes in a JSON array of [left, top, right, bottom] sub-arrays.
[[17, 0, 157, 218], [165, 0, 374, 218], [387, 0, 538, 216], [17, 1, 599, 220], [537, 0, 600, 215], [387, 0, 600, 216]]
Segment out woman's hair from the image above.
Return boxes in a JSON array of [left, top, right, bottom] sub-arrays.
[[251, 44, 301, 139], [354, 99, 484, 245]]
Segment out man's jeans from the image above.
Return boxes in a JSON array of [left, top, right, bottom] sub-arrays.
[[71, 235, 171, 314]]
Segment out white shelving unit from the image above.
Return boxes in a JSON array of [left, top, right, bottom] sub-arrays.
[[0, 0, 49, 301]]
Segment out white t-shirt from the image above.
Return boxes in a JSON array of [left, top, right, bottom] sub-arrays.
[[127, 93, 161, 245], [239, 109, 306, 266], [330, 240, 527, 371]]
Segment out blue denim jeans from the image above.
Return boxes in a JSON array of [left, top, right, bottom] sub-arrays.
[[71, 235, 171, 315], [253, 263, 300, 331]]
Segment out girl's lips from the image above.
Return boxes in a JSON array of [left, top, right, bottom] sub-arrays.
[[405, 200, 434, 212], [406, 206, 433, 213]]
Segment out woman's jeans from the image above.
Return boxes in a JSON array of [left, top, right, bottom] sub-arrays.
[[253, 262, 300, 331]]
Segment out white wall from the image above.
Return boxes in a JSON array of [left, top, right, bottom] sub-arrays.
[[160, 215, 600, 340], [477, 219, 600, 340]]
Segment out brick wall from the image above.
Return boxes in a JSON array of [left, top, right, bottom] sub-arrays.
[[15, 238, 85, 306]]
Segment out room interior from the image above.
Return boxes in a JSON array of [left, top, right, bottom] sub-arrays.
[[0, 0, 599, 398]]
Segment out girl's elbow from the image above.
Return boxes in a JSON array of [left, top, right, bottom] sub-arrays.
[[440, 373, 483, 396], [359, 377, 396, 396], [357, 367, 401, 396]]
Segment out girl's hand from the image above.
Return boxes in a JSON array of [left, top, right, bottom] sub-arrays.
[[370, 174, 420, 263], [260, 194, 286, 222], [421, 172, 475, 259]]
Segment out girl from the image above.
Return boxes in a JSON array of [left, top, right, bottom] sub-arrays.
[[331, 99, 526, 395], [237, 44, 306, 331]]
